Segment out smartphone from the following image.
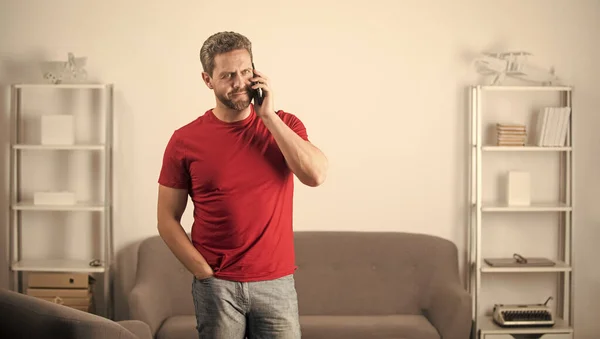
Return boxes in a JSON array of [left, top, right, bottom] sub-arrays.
[[251, 62, 264, 106]]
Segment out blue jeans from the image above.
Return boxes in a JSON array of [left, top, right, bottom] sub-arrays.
[[191, 274, 301, 339]]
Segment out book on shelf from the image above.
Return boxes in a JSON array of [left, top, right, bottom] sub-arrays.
[[535, 107, 571, 146], [496, 123, 526, 146]]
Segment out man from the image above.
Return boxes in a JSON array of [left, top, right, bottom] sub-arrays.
[[156, 31, 328, 339]]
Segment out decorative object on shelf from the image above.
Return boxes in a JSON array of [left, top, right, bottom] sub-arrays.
[[492, 296, 555, 328], [41, 115, 74, 145], [473, 51, 560, 86], [496, 123, 526, 146], [507, 170, 530, 206], [40, 53, 88, 84], [88, 259, 103, 267], [33, 191, 76, 205], [485, 253, 556, 267], [535, 106, 571, 147]]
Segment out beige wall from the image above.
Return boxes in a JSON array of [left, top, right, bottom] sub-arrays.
[[1, 0, 599, 336]]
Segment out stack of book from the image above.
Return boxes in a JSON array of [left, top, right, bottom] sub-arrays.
[[496, 123, 527, 146]]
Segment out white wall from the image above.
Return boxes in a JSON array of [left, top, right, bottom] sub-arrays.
[[1, 0, 599, 336]]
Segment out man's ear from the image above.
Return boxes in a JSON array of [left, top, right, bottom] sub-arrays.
[[201, 72, 213, 89]]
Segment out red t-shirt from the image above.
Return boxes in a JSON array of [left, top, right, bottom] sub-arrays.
[[158, 104, 308, 282]]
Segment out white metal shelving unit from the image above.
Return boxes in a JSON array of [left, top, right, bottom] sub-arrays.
[[8, 83, 114, 319], [468, 85, 574, 338]]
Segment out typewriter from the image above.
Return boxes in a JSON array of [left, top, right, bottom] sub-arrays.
[[492, 297, 555, 327]]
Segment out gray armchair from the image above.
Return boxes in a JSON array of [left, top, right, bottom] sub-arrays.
[[0, 287, 151, 339]]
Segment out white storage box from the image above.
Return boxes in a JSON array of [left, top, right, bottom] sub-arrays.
[[41, 115, 74, 145], [33, 191, 76, 205], [507, 171, 531, 206]]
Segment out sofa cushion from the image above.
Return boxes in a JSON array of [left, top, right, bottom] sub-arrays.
[[299, 315, 440, 339], [118, 320, 153, 339], [156, 315, 197, 339], [153, 314, 440, 339]]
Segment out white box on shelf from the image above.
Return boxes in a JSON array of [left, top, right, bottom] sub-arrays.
[[41, 115, 74, 145], [507, 171, 530, 206], [33, 191, 76, 205]]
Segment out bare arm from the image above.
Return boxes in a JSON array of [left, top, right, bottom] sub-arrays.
[[156, 184, 213, 279], [251, 69, 328, 187], [261, 112, 328, 187]]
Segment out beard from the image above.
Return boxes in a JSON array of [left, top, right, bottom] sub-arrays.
[[216, 88, 251, 111]]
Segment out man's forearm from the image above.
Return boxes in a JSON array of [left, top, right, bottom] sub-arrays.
[[157, 219, 213, 279], [261, 112, 328, 187]]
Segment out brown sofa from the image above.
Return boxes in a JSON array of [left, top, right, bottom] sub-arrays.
[[0, 287, 152, 339], [129, 231, 472, 339]]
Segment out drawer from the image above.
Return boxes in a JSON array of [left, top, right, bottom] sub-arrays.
[[28, 272, 90, 289], [26, 288, 90, 298], [483, 334, 572, 339]]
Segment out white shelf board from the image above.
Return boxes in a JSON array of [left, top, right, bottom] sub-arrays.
[[13, 83, 111, 89], [479, 315, 572, 334], [479, 202, 572, 212], [481, 260, 571, 273], [13, 144, 105, 151], [477, 85, 572, 92], [12, 202, 106, 212], [482, 146, 572, 152], [11, 259, 105, 273]]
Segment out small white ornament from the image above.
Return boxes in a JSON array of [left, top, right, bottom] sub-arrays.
[[40, 53, 88, 84], [472, 51, 560, 86]]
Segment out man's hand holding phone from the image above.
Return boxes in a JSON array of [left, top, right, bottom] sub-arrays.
[[250, 67, 275, 119]]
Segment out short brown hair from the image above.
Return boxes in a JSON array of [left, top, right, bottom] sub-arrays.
[[200, 31, 253, 76]]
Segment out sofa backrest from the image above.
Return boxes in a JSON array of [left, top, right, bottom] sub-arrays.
[[293, 231, 461, 316], [133, 231, 460, 318]]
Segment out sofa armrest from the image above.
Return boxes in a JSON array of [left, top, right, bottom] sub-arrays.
[[129, 282, 172, 337], [425, 283, 472, 339]]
